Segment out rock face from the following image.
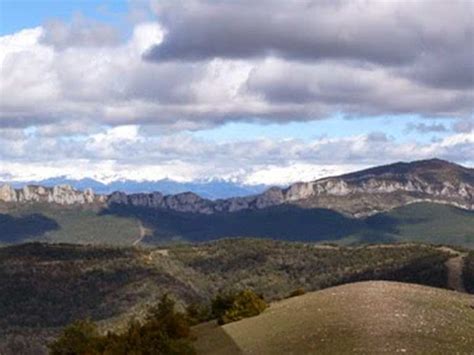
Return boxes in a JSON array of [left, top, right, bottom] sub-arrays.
[[280, 159, 474, 216], [1, 159, 473, 217], [0, 184, 106, 205]]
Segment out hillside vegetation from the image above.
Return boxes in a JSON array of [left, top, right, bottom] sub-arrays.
[[2, 202, 473, 248], [194, 281, 474, 354], [0, 239, 462, 354], [105, 202, 474, 248], [0, 203, 141, 245], [464, 251, 474, 293]]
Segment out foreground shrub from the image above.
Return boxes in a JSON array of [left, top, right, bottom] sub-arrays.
[[212, 289, 268, 325], [287, 288, 306, 298], [49, 319, 103, 355], [186, 302, 212, 325], [49, 294, 195, 355]]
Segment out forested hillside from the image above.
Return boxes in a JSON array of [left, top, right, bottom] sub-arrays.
[[0, 239, 463, 354]]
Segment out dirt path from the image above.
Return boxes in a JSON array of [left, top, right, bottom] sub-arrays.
[[133, 221, 147, 246], [445, 254, 467, 293], [435, 246, 467, 293]]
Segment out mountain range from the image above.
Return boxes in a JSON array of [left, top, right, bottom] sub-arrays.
[[1, 158, 473, 217], [1, 158, 473, 247], [3, 177, 268, 200]]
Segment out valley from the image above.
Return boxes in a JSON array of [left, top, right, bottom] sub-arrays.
[[1, 201, 473, 248]]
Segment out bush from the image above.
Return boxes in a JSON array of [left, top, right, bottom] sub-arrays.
[[186, 302, 212, 325], [287, 288, 306, 298], [212, 289, 268, 325], [49, 319, 104, 355], [49, 294, 195, 355]]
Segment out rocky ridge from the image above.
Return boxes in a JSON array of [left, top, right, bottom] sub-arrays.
[[1, 159, 473, 217], [0, 184, 104, 205]]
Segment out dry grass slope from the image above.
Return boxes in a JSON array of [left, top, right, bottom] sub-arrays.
[[194, 281, 474, 354]]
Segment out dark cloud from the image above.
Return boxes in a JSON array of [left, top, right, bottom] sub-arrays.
[[1, 1, 472, 133], [146, 0, 474, 92], [146, 0, 417, 64], [244, 60, 473, 118]]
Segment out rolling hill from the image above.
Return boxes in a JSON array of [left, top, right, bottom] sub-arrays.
[[194, 281, 474, 354], [2, 239, 471, 354]]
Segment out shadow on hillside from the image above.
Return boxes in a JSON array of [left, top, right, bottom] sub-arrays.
[[100, 204, 401, 244], [0, 213, 59, 244], [364, 213, 399, 233], [193, 321, 243, 354], [0, 243, 204, 328]]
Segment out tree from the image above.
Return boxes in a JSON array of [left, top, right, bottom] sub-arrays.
[[212, 289, 268, 325], [49, 295, 195, 355], [49, 319, 104, 355]]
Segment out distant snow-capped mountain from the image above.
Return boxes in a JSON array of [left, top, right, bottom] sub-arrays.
[[2, 159, 472, 217], [4, 177, 269, 200]]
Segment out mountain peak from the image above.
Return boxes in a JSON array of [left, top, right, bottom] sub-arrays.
[[335, 158, 472, 183]]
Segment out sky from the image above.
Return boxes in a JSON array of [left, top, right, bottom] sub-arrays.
[[0, 0, 473, 185]]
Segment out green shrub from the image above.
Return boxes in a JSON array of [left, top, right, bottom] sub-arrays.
[[49, 319, 104, 355], [186, 302, 212, 325], [212, 289, 268, 325], [49, 294, 195, 355], [287, 288, 306, 298]]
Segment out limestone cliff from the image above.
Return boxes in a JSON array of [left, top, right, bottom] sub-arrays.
[[1, 159, 473, 217], [0, 184, 105, 205]]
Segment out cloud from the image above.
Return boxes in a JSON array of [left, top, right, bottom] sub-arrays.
[[0, 2, 472, 184], [452, 119, 474, 133], [244, 59, 473, 118], [1, 3, 473, 133], [405, 122, 448, 134], [146, 0, 420, 64], [147, 0, 474, 91], [40, 14, 120, 49], [1, 124, 472, 184]]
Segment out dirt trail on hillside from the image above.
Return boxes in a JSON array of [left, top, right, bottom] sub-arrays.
[[435, 246, 467, 293], [133, 221, 147, 246], [445, 254, 467, 293]]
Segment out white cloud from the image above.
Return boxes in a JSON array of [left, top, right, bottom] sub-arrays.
[[243, 163, 364, 186], [1, 125, 472, 185], [0, 2, 472, 185], [1, 11, 472, 131]]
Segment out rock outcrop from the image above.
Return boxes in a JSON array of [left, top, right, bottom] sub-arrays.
[[1, 159, 473, 217], [0, 184, 106, 205]]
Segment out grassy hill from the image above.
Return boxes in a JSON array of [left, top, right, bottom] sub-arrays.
[[357, 202, 474, 247], [0, 239, 464, 354], [1, 202, 473, 248], [194, 281, 474, 354], [0, 203, 141, 246]]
